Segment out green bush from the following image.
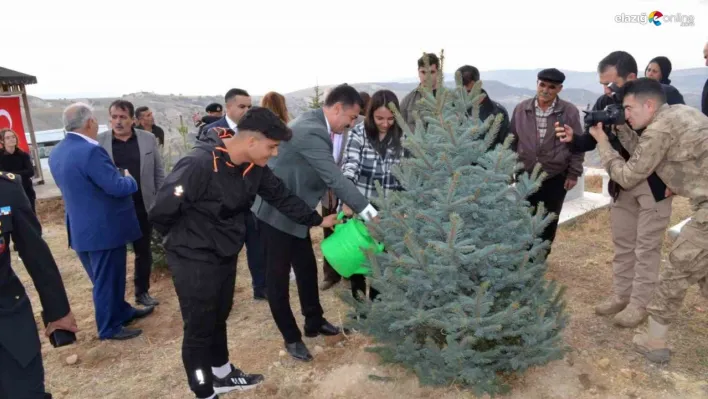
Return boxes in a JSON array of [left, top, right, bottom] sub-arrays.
[[150, 116, 193, 270]]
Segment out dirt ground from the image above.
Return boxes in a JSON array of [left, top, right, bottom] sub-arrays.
[[15, 197, 708, 398]]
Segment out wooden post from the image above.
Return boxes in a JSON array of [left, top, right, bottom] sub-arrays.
[[20, 86, 44, 184]]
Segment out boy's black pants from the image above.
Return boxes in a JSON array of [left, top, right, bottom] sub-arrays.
[[168, 252, 237, 398]]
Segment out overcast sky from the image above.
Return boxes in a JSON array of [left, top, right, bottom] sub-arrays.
[[4, 0, 707, 99]]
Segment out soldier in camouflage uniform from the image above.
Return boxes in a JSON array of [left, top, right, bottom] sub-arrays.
[[585, 77, 708, 363]]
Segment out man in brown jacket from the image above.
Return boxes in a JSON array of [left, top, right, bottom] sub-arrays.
[[510, 68, 584, 252]]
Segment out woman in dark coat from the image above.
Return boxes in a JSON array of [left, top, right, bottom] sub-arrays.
[[0, 128, 36, 213], [645, 56, 673, 85]]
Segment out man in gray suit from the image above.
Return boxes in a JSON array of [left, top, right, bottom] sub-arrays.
[[99, 100, 165, 307], [252, 84, 378, 361], [318, 87, 364, 290]]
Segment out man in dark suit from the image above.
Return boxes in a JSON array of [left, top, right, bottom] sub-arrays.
[[456, 65, 510, 148], [134, 106, 166, 146], [198, 89, 252, 139], [252, 84, 379, 361], [99, 100, 166, 307], [49, 102, 154, 341], [199, 89, 268, 300], [0, 170, 78, 399]]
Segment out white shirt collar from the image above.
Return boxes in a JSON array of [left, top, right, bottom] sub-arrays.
[[323, 110, 332, 134], [67, 131, 98, 145], [225, 115, 238, 131]]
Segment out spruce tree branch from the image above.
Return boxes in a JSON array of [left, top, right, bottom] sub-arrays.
[[415, 213, 446, 237], [451, 187, 481, 207], [436, 90, 458, 147], [447, 215, 459, 248], [519, 252, 529, 271], [447, 172, 460, 204], [475, 283, 486, 320], [441, 152, 454, 175], [417, 291, 431, 310], [408, 140, 434, 169]]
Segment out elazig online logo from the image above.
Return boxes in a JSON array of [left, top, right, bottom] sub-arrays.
[[615, 11, 695, 27]]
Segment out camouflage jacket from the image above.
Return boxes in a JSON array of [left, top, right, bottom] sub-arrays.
[[597, 104, 708, 222]]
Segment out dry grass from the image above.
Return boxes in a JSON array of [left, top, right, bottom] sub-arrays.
[[584, 176, 603, 194], [36, 197, 65, 226], [14, 197, 708, 398]]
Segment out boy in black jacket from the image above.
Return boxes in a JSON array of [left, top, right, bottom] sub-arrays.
[[149, 108, 339, 399]]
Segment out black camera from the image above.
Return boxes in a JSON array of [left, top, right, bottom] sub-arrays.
[[582, 82, 625, 128], [583, 103, 625, 127]]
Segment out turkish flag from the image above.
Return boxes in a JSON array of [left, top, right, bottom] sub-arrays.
[[0, 96, 29, 152]]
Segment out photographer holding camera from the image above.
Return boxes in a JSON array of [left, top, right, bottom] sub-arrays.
[[569, 51, 684, 329], [587, 77, 708, 363]]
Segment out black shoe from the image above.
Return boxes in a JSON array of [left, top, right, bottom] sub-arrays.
[[107, 327, 142, 340], [123, 305, 155, 326], [285, 341, 313, 362], [304, 321, 341, 337], [213, 364, 264, 394], [253, 290, 267, 301], [136, 292, 160, 307]]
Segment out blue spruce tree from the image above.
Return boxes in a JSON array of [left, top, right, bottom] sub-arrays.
[[346, 52, 569, 396]]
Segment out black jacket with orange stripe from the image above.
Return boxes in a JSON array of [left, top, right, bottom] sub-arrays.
[[149, 128, 323, 262]]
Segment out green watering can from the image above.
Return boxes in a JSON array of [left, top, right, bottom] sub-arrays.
[[320, 212, 385, 278]]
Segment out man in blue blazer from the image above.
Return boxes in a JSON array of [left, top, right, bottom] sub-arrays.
[[49, 103, 154, 341]]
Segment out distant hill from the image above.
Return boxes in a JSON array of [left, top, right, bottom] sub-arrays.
[[22, 79, 601, 135], [21, 68, 707, 167]]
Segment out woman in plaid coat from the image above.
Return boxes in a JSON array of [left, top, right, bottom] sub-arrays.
[[340, 89, 406, 301]]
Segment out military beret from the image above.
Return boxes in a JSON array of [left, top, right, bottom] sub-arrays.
[[206, 103, 223, 113], [537, 68, 565, 84]]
